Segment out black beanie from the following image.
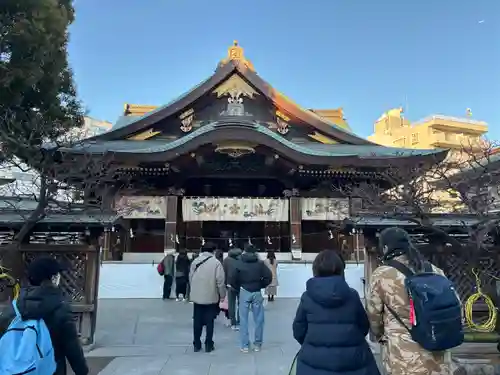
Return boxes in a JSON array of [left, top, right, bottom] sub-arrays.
[[379, 227, 411, 260]]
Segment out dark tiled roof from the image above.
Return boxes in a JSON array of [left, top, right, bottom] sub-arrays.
[[67, 122, 444, 159]]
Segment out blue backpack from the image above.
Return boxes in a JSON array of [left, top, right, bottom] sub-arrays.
[[385, 260, 464, 351], [0, 300, 56, 375]]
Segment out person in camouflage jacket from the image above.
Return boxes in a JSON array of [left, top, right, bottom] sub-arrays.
[[366, 227, 453, 375]]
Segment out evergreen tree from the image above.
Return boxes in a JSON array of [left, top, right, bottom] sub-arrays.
[[0, 0, 83, 158]]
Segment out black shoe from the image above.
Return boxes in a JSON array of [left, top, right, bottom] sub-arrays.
[[205, 343, 215, 353], [193, 343, 202, 352]]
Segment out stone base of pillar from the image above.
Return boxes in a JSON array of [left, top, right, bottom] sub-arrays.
[[291, 248, 302, 260]]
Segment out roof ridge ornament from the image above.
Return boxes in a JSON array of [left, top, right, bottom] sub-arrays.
[[218, 41, 255, 72]]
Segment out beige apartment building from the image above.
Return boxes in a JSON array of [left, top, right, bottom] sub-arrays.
[[368, 108, 488, 151], [368, 108, 490, 213]]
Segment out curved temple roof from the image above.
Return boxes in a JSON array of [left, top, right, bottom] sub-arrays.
[[73, 42, 447, 166], [69, 121, 448, 166], [93, 61, 371, 145]]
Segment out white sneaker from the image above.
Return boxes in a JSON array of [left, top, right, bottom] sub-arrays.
[[240, 347, 249, 353]]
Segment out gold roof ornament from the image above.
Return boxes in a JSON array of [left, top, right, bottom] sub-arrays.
[[218, 41, 255, 71]]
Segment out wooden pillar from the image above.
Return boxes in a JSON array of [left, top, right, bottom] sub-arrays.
[[290, 196, 302, 260], [164, 195, 178, 252], [102, 229, 111, 261]]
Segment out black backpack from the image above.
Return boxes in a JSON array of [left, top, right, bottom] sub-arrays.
[[384, 259, 464, 351]]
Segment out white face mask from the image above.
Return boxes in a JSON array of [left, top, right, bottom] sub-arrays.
[[52, 273, 61, 286]]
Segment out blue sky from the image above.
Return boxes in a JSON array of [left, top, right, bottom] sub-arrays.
[[69, 0, 499, 139]]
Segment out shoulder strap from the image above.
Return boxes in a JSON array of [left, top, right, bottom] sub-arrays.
[[384, 259, 414, 277], [385, 304, 411, 333], [423, 261, 433, 273], [383, 260, 413, 334], [11, 299, 20, 318], [194, 256, 212, 273]]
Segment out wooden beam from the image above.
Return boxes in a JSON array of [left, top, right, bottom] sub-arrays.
[[308, 132, 338, 144], [127, 129, 160, 140]]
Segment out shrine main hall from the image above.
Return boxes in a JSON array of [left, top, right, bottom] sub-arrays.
[[64, 41, 446, 262]]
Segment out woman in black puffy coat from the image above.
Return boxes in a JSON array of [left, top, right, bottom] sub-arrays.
[[292, 250, 380, 375]]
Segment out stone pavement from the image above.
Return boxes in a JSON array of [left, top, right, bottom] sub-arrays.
[[86, 298, 303, 375], [85, 298, 383, 375]]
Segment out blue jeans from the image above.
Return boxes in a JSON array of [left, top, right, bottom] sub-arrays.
[[239, 288, 264, 349]]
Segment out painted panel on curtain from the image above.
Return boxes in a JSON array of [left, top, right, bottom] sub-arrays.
[[182, 197, 289, 221], [301, 198, 350, 221], [115, 196, 167, 219]]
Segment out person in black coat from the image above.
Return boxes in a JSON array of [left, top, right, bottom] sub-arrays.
[[0, 257, 88, 375], [293, 250, 380, 375], [175, 251, 191, 301]]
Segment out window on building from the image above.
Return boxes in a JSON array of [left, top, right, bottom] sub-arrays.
[[411, 133, 419, 145], [393, 137, 406, 147]]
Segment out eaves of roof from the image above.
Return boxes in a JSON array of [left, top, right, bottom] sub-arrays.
[[65, 122, 446, 164]]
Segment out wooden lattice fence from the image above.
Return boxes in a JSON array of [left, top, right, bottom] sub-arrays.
[[421, 247, 500, 331], [0, 244, 100, 345]]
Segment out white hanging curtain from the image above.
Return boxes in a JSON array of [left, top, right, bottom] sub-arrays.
[[301, 198, 350, 221], [182, 197, 289, 222], [115, 196, 167, 219]]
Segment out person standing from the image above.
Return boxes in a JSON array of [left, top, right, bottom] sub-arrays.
[[228, 244, 272, 353], [189, 242, 226, 352], [264, 251, 278, 302], [175, 251, 191, 301], [223, 247, 242, 330], [293, 250, 380, 375], [366, 227, 461, 375], [0, 257, 89, 375], [161, 249, 175, 300]]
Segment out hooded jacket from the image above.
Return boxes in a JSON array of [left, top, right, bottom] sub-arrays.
[[223, 248, 242, 286], [293, 276, 380, 375], [0, 285, 88, 375], [228, 251, 272, 293]]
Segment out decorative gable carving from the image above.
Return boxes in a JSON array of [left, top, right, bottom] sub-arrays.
[[213, 74, 258, 100], [214, 74, 259, 117], [179, 108, 195, 133]]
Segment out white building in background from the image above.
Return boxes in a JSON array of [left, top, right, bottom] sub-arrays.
[[74, 116, 112, 138], [0, 116, 112, 196]]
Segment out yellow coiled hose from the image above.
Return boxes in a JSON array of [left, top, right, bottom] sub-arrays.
[[464, 268, 497, 333], [0, 266, 20, 300]]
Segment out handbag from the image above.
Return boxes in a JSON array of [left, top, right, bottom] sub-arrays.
[[157, 262, 165, 276], [219, 296, 228, 310]]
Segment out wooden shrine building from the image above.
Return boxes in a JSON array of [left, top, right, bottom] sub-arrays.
[[60, 41, 448, 262]]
